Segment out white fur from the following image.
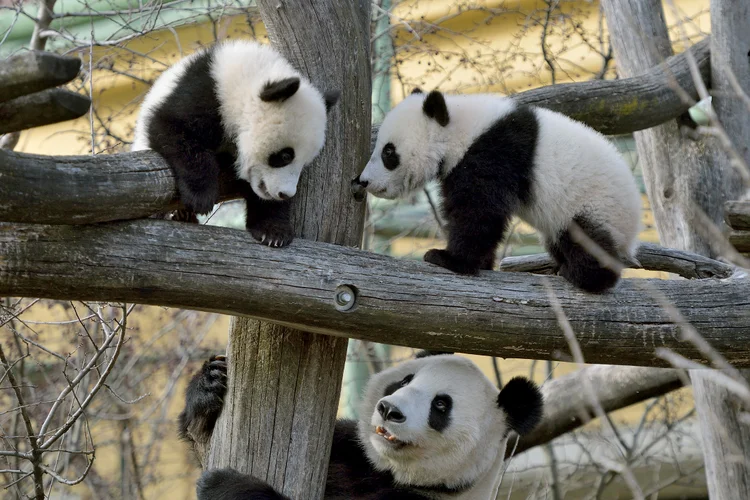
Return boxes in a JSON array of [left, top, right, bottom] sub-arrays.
[[132, 40, 330, 201], [361, 93, 642, 261], [358, 355, 512, 498]]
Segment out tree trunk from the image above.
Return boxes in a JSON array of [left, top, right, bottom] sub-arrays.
[[205, 2, 370, 499], [602, 0, 750, 497]]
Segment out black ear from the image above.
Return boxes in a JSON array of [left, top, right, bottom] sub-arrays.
[[411, 87, 423, 95], [497, 377, 543, 436], [260, 77, 300, 102], [422, 90, 449, 126], [415, 350, 454, 359], [324, 90, 341, 113]]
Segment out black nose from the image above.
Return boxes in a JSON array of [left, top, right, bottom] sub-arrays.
[[377, 401, 406, 423], [352, 176, 368, 188], [278, 192, 289, 200]]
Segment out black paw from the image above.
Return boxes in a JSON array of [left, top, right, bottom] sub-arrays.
[[248, 219, 294, 248], [424, 249, 480, 275], [178, 355, 228, 440], [177, 179, 219, 215]]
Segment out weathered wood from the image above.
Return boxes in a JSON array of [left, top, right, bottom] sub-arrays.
[[727, 201, 750, 231], [499, 242, 735, 280], [0, 89, 90, 134], [203, 2, 371, 499], [513, 37, 710, 135], [0, 149, 242, 224], [603, 1, 750, 498], [509, 365, 684, 457], [1, 220, 749, 367], [730, 230, 750, 253], [0, 52, 81, 103]]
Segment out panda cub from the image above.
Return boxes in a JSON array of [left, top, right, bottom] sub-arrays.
[[179, 352, 543, 499], [353, 90, 641, 292], [132, 40, 339, 247]]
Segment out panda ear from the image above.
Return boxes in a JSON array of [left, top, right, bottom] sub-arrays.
[[260, 77, 300, 102], [411, 87, 423, 95], [422, 90, 449, 127], [324, 90, 341, 114], [497, 377, 543, 436], [414, 350, 454, 359]]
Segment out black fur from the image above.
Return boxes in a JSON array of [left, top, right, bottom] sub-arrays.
[[422, 90, 450, 127], [324, 90, 341, 112], [546, 215, 620, 293], [145, 47, 293, 246], [383, 374, 413, 398], [259, 77, 300, 102], [424, 105, 538, 275], [198, 469, 290, 500], [381, 142, 400, 170], [497, 377, 543, 436], [428, 395, 452, 432], [414, 350, 454, 359], [178, 355, 228, 444]]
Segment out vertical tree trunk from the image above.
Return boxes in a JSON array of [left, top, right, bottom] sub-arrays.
[[602, 1, 750, 498], [206, 3, 371, 499]]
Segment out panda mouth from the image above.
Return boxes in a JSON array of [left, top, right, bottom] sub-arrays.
[[257, 181, 272, 200], [375, 426, 408, 447]]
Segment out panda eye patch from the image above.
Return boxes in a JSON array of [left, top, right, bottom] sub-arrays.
[[268, 147, 295, 168], [381, 143, 400, 171], [400, 374, 414, 387], [432, 395, 451, 412]]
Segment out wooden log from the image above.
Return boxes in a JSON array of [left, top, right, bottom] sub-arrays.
[[0, 149, 242, 224], [0, 52, 81, 103], [1, 219, 749, 368], [0, 89, 90, 134], [499, 242, 735, 280], [202, 2, 371, 499], [509, 365, 684, 457], [513, 37, 711, 135], [730, 230, 750, 253], [726, 201, 750, 230]]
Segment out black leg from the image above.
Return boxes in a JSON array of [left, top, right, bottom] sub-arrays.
[[243, 188, 294, 247], [424, 213, 507, 275], [551, 215, 621, 293], [178, 355, 228, 446]]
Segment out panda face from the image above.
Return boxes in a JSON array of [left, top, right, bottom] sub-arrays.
[[357, 354, 541, 490], [235, 83, 331, 201], [357, 94, 447, 199]]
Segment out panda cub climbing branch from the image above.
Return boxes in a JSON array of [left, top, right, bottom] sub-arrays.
[[353, 89, 641, 293], [132, 40, 339, 247], [179, 352, 543, 499]]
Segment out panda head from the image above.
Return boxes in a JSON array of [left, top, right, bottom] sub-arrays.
[[357, 352, 543, 490], [354, 89, 450, 200], [235, 76, 340, 201]]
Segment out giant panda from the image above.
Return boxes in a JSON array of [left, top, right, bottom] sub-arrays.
[[352, 90, 641, 292], [179, 351, 543, 499], [132, 40, 340, 247]]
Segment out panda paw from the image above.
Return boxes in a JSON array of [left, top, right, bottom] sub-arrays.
[[178, 355, 228, 441], [247, 219, 295, 248], [424, 249, 480, 275], [177, 180, 219, 216]]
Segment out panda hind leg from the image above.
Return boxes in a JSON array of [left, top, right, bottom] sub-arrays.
[[243, 188, 294, 248], [550, 216, 621, 293]]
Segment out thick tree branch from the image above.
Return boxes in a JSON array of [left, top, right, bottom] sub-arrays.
[[727, 201, 750, 231], [0, 52, 82, 104], [508, 365, 684, 457], [730, 230, 750, 253], [0, 89, 91, 134], [1, 219, 749, 367], [499, 242, 735, 279]]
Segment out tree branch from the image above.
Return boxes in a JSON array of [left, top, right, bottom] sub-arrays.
[[0, 52, 82, 104], [499, 242, 735, 279], [726, 201, 750, 231], [1, 219, 749, 367], [508, 365, 684, 457], [0, 89, 91, 134]]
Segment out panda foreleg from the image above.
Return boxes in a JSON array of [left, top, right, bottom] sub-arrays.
[[197, 468, 291, 500], [243, 189, 294, 247]]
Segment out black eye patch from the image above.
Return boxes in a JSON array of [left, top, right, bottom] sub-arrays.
[[383, 374, 414, 397], [429, 394, 452, 432], [381, 142, 400, 171], [268, 147, 295, 168]]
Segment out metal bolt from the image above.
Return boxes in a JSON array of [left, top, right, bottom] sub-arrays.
[[334, 285, 357, 312]]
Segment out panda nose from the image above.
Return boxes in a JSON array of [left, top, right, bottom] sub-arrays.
[[377, 401, 406, 423], [352, 175, 368, 188], [278, 191, 290, 200]]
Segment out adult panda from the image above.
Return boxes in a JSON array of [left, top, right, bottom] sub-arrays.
[[132, 40, 340, 247], [352, 90, 641, 293], [179, 352, 543, 499]]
